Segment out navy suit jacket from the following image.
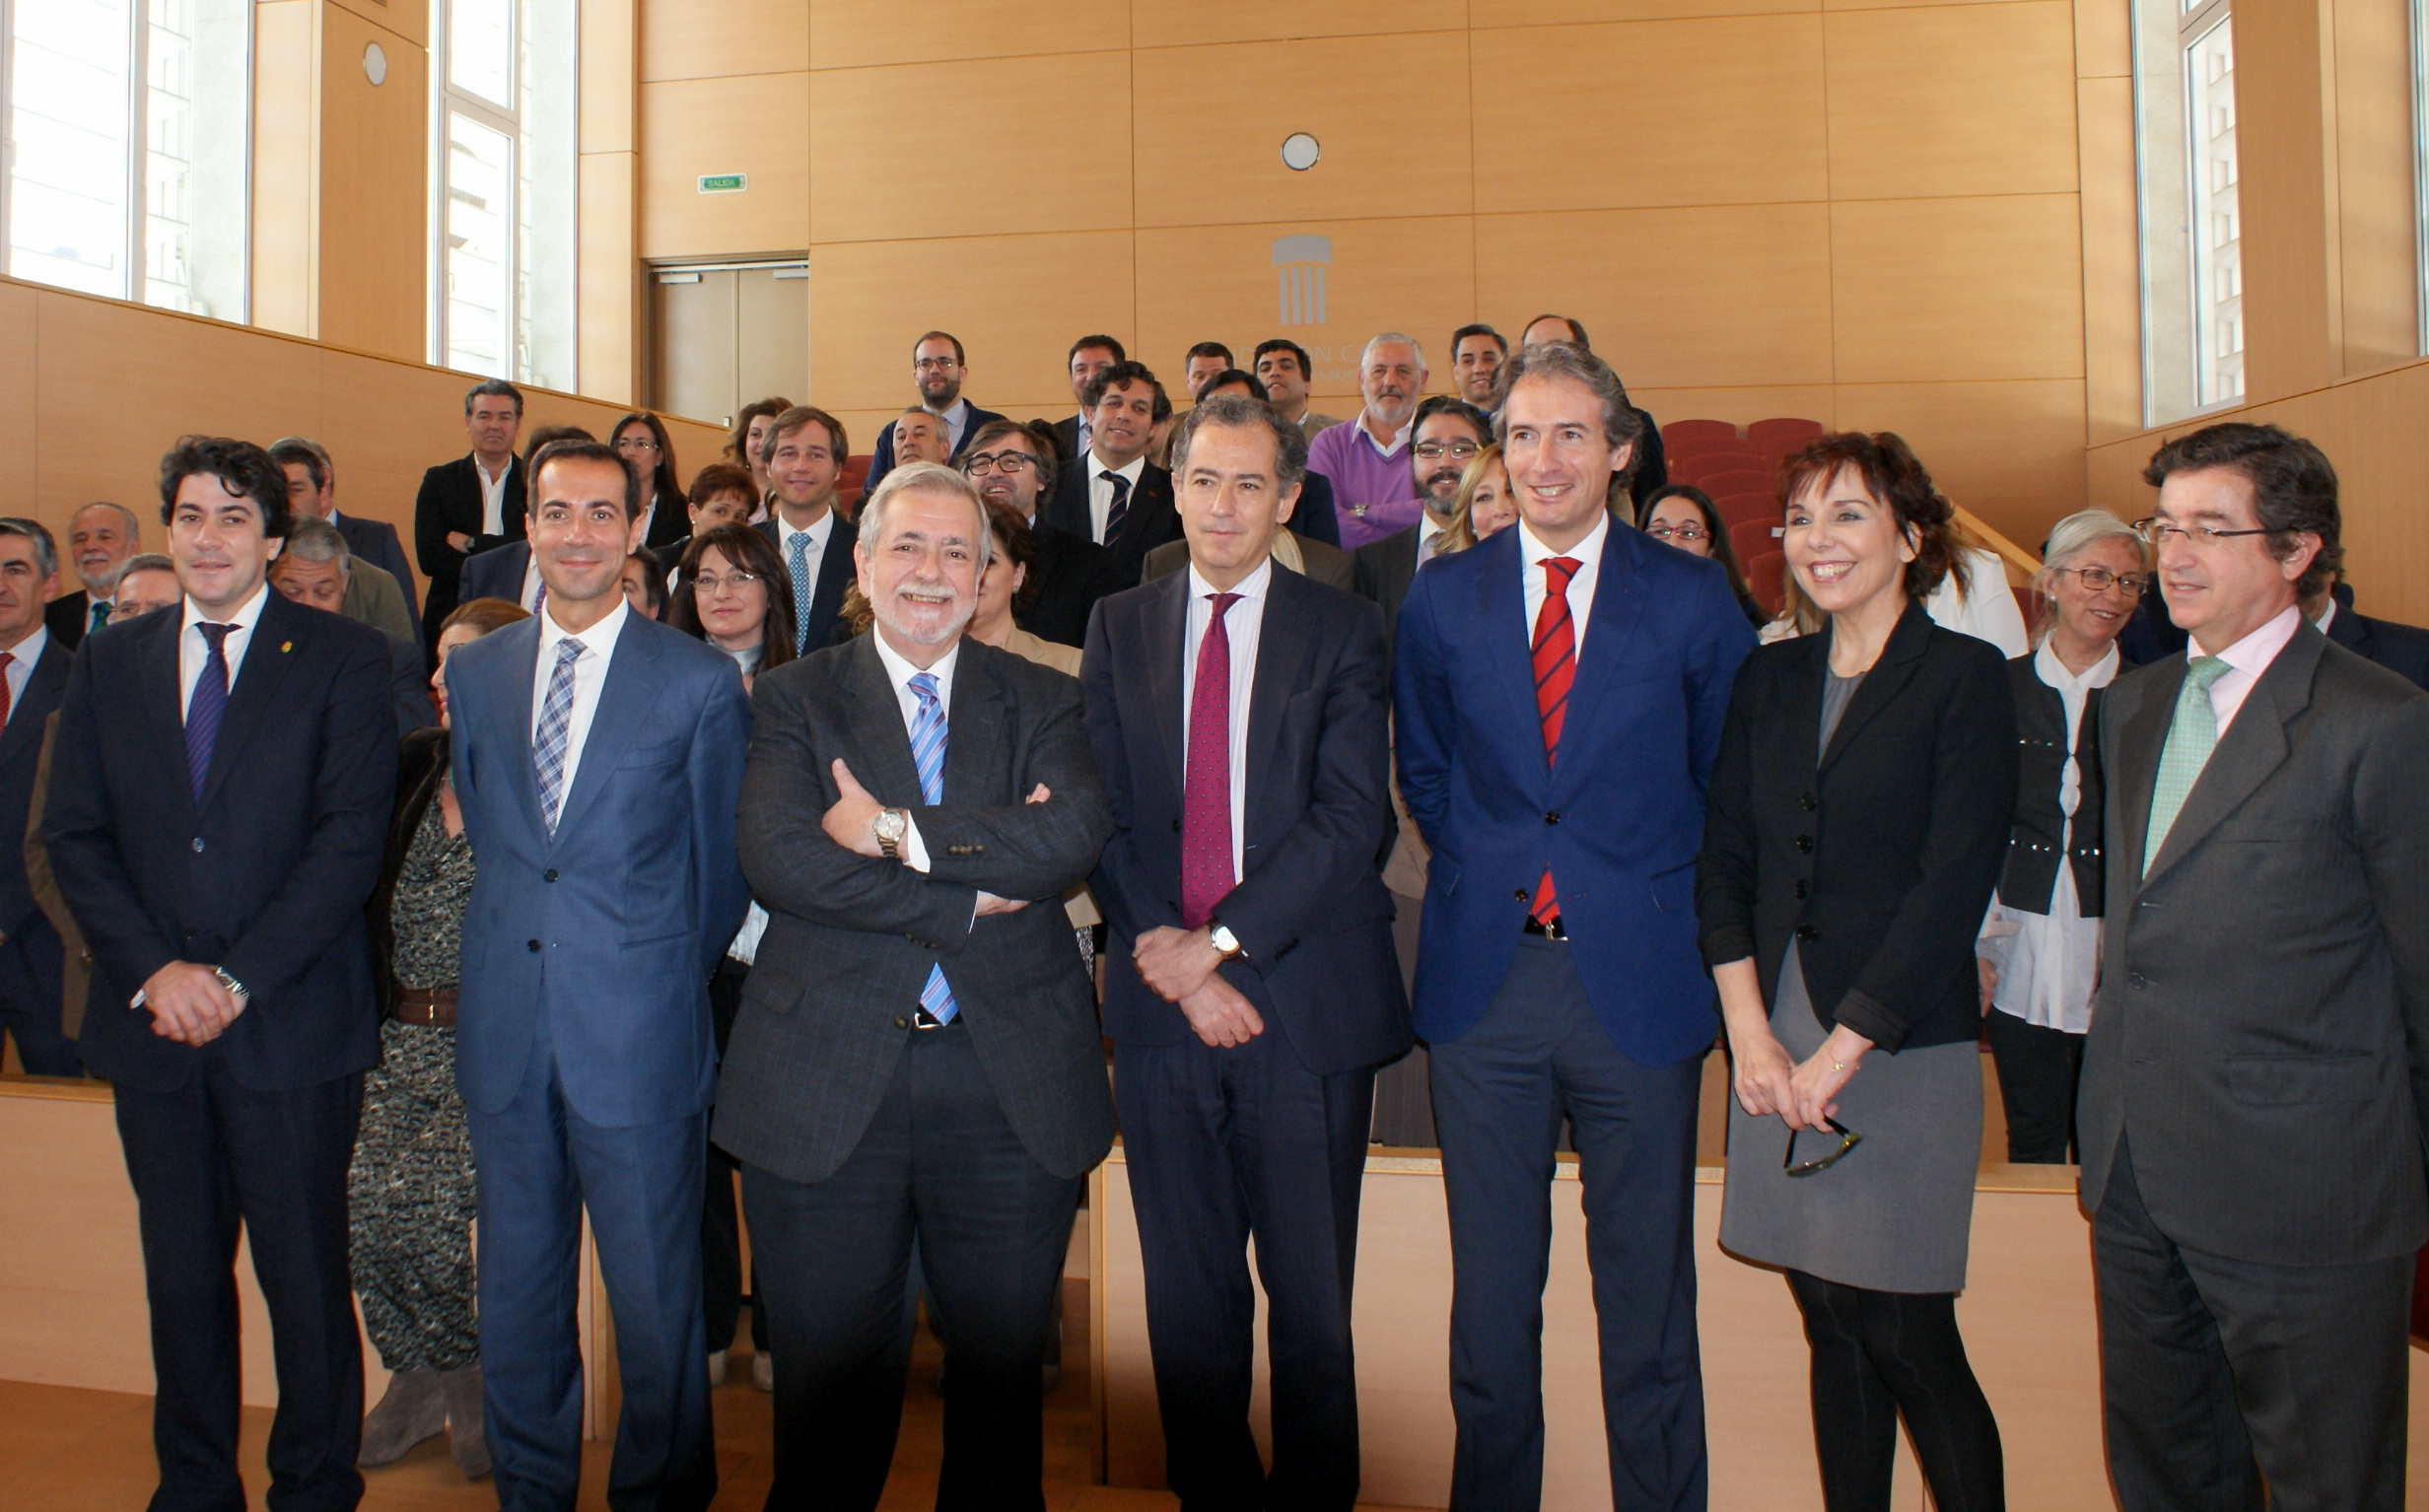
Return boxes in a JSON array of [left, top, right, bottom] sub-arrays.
[[2327, 599, 2429, 690], [459, 540, 530, 609], [336, 513, 420, 623], [865, 401, 1008, 491], [445, 609, 751, 1129], [755, 513, 859, 653], [44, 591, 398, 1091], [1084, 563, 1411, 1075], [1394, 520, 1756, 1065], [0, 637, 73, 937], [1044, 457, 1180, 590]]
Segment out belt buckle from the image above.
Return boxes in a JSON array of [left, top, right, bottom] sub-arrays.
[[910, 1007, 948, 1030], [1522, 915, 1568, 942]]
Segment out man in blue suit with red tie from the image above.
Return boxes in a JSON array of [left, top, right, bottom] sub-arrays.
[[1394, 343, 1754, 1512]]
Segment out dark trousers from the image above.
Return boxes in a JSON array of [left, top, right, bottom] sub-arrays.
[[1428, 934, 1706, 1512], [1980, 1009, 2081, 1164], [113, 1061, 365, 1512], [2094, 1136, 2410, 1512], [704, 958, 767, 1354], [1114, 1027, 1376, 1512], [1784, 1271, 2003, 1512], [743, 1018, 1079, 1512], [1369, 889, 1436, 1147], [467, 1027, 716, 1512], [0, 913, 78, 1074]]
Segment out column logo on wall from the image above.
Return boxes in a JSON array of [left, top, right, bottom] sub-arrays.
[[1273, 236, 1332, 327]]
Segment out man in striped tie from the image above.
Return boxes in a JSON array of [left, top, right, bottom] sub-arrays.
[[712, 461, 1115, 1509]]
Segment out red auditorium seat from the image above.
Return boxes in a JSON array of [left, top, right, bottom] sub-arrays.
[[1669, 442, 1763, 478], [1712, 491, 1776, 529], [1697, 468, 1772, 500], [840, 453, 873, 515], [1747, 552, 1786, 617], [1729, 518, 1781, 567], [1747, 418, 1826, 461], [1661, 419, 1739, 448]]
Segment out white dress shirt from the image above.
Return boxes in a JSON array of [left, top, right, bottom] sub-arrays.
[[2201, 603, 2302, 737], [870, 630, 961, 874], [1179, 558, 1271, 885], [1517, 509, 1609, 654], [529, 595, 631, 808], [517, 553, 546, 614], [180, 583, 271, 719], [1354, 415, 1413, 460], [2314, 599, 2337, 635], [0, 623, 46, 725], [1978, 640, 2119, 1033], [1924, 547, 2031, 657], [474, 454, 514, 538], [1087, 453, 1148, 546], [775, 509, 836, 604]]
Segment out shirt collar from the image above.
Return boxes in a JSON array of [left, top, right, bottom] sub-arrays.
[[0, 622, 49, 665], [870, 626, 961, 697], [1517, 510, 1609, 573], [1090, 451, 1148, 486], [779, 508, 834, 547], [182, 581, 271, 639], [924, 398, 968, 423], [2032, 636, 2118, 693], [538, 593, 630, 654], [2208, 602, 2302, 678], [2313, 599, 2336, 634], [1357, 415, 1413, 457], [473, 452, 515, 483], [1186, 556, 1274, 608]]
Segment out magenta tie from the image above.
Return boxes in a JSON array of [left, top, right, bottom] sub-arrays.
[[1179, 592, 1241, 930]]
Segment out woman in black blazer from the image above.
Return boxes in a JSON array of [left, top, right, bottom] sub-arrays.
[[1697, 432, 2017, 1512]]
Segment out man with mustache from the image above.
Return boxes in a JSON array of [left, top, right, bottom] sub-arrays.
[[44, 500, 141, 648], [1306, 332, 1428, 549], [715, 461, 1113, 1509]]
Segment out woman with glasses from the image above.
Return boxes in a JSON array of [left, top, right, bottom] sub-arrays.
[[1638, 482, 1768, 624], [1974, 510, 2147, 1163], [1698, 432, 2017, 1512], [611, 411, 692, 553]]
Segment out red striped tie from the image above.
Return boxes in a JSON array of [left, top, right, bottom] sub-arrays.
[[1529, 558, 1580, 926]]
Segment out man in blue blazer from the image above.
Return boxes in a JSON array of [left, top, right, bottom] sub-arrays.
[[0, 519, 77, 1074], [445, 440, 750, 1512], [1395, 343, 1754, 1512], [47, 437, 398, 1511], [1085, 395, 1410, 1511]]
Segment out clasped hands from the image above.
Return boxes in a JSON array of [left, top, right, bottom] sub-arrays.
[[1730, 1020, 1872, 1132], [819, 758, 1042, 917], [140, 960, 246, 1046], [1133, 926, 1263, 1049]]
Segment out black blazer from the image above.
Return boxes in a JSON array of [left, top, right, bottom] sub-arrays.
[[1999, 652, 2120, 916], [1018, 521, 1116, 650], [44, 591, 399, 1091], [0, 637, 73, 936], [1083, 565, 1412, 1075], [639, 491, 690, 553], [335, 514, 420, 623], [367, 726, 450, 1018], [45, 592, 100, 650], [458, 541, 530, 609], [1353, 523, 1423, 657], [1697, 602, 2018, 1051], [1042, 457, 1180, 590], [755, 513, 859, 654], [1048, 414, 1083, 464], [415, 455, 525, 634], [2326, 600, 2429, 690]]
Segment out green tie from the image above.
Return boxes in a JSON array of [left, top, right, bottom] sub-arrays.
[[2142, 655, 2232, 875], [90, 600, 109, 635]]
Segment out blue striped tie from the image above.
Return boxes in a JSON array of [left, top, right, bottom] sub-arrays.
[[184, 623, 234, 800], [787, 530, 813, 653], [532, 638, 586, 835], [908, 671, 957, 1024]]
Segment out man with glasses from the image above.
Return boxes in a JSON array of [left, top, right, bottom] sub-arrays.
[[1306, 333, 1428, 549], [2081, 423, 2429, 1512], [961, 418, 1111, 648], [865, 331, 1007, 488], [1352, 396, 1492, 649], [754, 406, 861, 655]]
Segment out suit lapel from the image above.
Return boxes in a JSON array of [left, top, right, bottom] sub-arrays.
[[0, 640, 70, 767], [1818, 602, 1931, 775], [943, 645, 1006, 804], [1555, 523, 1649, 790], [804, 520, 857, 653], [136, 608, 193, 822], [197, 593, 307, 813], [841, 636, 927, 807], [1474, 528, 1542, 781], [1243, 569, 1314, 850], [2111, 656, 2179, 896], [1141, 571, 1189, 796], [550, 612, 666, 842], [2140, 625, 2321, 888]]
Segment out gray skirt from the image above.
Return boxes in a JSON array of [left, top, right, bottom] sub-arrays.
[[1718, 942, 1981, 1293]]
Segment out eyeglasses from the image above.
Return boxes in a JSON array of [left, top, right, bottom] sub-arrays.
[[614, 437, 660, 452], [1645, 523, 1708, 543], [1784, 1116, 1862, 1178], [1413, 441, 1482, 462], [2131, 517, 2272, 548], [963, 451, 1037, 476], [692, 571, 763, 594], [2054, 565, 2151, 596], [913, 357, 961, 372]]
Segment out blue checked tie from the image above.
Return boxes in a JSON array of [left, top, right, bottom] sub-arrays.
[[908, 671, 958, 1024], [532, 637, 586, 835], [184, 623, 234, 800], [787, 530, 813, 653]]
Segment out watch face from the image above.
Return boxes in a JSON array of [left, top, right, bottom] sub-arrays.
[[874, 810, 906, 841]]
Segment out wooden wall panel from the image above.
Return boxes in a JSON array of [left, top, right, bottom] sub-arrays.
[[640, 0, 806, 82], [1486, 0, 1817, 23], [2078, 76, 2142, 443], [1471, 17, 1830, 214], [580, 154, 641, 406], [315, 4, 427, 362], [1825, 2, 2079, 202], [638, 73, 810, 259], [2075, 0, 2130, 77], [0, 284, 35, 516], [2231, 0, 2336, 402], [1832, 194, 2085, 383], [1834, 378, 2088, 544], [250, 0, 318, 340], [325, 0, 423, 47], [1476, 204, 1835, 389], [1132, 0, 1465, 49], [811, 0, 1130, 69]]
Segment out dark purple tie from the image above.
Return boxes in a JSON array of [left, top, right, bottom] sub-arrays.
[[185, 622, 234, 799], [1179, 592, 1241, 929]]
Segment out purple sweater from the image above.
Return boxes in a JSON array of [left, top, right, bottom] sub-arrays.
[[1307, 416, 1420, 549]]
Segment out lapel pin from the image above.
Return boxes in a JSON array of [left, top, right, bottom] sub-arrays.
[[281, 642, 293, 653]]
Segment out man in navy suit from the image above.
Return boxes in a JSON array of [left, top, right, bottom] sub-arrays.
[[1395, 343, 1754, 1511], [272, 436, 420, 623], [754, 405, 861, 655], [0, 519, 77, 1073], [445, 440, 750, 1511], [1044, 361, 1181, 589], [1084, 394, 1410, 1510], [862, 330, 1007, 488], [47, 436, 398, 1511], [2310, 576, 2429, 689]]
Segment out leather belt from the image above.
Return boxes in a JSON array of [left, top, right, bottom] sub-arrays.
[[392, 988, 459, 1026], [1521, 915, 1569, 942]]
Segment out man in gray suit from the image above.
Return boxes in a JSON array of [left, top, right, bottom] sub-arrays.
[[713, 460, 1114, 1511], [2081, 422, 2429, 1511]]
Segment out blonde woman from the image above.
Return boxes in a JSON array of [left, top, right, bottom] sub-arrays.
[[1433, 442, 1519, 557]]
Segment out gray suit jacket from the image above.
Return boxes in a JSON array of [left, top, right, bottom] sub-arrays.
[[2078, 622, 2429, 1266], [712, 634, 1117, 1185]]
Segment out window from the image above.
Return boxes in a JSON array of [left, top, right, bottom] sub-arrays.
[[1, 0, 248, 318], [2132, 0, 2243, 422], [431, 0, 574, 389]]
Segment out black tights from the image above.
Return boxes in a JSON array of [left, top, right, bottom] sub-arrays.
[[1785, 1271, 2005, 1512]]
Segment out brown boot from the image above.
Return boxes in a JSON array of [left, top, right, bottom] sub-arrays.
[[438, 1366, 490, 1480], [358, 1369, 447, 1467]]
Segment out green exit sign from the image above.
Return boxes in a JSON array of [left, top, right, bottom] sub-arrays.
[[698, 172, 747, 193]]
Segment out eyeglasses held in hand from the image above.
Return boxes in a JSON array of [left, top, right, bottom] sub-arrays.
[[1784, 1115, 1862, 1178], [2054, 565, 2151, 596], [1645, 523, 1708, 543], [2130, 517, 2271, 548], [963, 452, 1037, 476]]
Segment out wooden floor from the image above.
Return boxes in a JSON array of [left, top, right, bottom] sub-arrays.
[[0, 1279, 1188, 1512]]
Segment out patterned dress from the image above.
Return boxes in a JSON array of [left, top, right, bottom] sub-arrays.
[[347, 795, 480, 1371]]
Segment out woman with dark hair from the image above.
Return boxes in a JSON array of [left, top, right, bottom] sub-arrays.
[[1639, 482, 1767, 625], [612, 411, 690, 552], [667, 522, 798, 688], [725, 397, 795, 519], [1698, 431, 2016, 1512], [352, 595, 531, 1479]]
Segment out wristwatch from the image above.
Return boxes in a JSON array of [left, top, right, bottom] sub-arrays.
[[872, 807, 909, 860], [1208, 923, 1247, 961], [214, 966, 249, 1000]]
